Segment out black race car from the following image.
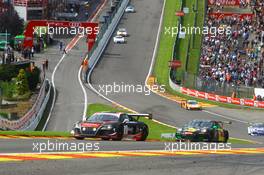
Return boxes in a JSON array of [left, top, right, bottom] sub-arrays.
[[175, 120, 230, 143], [71, 112, 152, 141]]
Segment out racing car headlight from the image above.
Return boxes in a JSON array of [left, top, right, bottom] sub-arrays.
[[101, 125, 113, 130], [201, 128, 207, 133]]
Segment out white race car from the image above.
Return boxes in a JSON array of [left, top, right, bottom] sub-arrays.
[[125, 5, 135, 13], [117, 28, 128, 37], [248, 123, 264, 136], [113, 35, 125, 44]]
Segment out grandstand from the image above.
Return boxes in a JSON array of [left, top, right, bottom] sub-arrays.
[[199, 0, 263, 88], [170, 0, 264, 99]]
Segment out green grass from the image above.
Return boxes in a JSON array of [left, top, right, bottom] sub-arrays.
[[0, 81, 31, 101], [186, 0, 205, 75], [229, 138, 257, 144], [176, 0, 196, 74], [87, 103, 176, 140], [153, 0, 182, 86], [86, 103, 125, 116], [0, 112, 9, 119]]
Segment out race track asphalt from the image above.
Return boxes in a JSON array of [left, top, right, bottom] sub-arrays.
[[1, 154, 264, 175], [89, 0, 264, 143], [1, 1, 263, 174], [44, 0, 104, 131]]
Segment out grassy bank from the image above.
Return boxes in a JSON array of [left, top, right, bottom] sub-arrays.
[[175, 0, 196, 75], [153, 0, 204, 86], [153, 0, 182, 87], [187, 0, 205, 74]]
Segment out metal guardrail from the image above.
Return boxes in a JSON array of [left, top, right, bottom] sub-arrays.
[[88, 0, 125, 58], [82, 0, 130, 82]]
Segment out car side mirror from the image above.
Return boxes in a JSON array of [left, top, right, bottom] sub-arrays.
[[123, 119, 129, 123]]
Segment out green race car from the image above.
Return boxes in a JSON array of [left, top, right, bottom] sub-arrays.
[[175, 120, 229, 143]]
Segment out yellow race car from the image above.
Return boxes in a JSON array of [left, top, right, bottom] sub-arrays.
[[181, 100, 202, 110]]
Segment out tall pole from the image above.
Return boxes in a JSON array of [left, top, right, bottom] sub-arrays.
[[5, 29, 7, 49]]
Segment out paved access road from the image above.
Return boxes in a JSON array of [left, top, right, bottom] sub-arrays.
[[43, 0, 104, 131], [89, 0, 264, 143]]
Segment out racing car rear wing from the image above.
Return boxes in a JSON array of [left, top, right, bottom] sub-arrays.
[[127, 113, 153, 120]]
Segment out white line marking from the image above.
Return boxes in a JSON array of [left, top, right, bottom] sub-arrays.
[[43, 54, 66, 131], [43, 37, 82, 131], [44, 0, 107, 130], [78, 66, 88, 121], [78, 0, 107, 120], [202, 110, 248, 124], [145, 0, 166, 85]]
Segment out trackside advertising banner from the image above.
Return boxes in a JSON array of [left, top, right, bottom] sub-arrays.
[[181, 87, 264, 108], [208, 0, 240, 6], [209, 12, 254, 21]]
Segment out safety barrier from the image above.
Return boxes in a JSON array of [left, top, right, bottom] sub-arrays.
[[84, 0, 130, 73], [169, 75, 264, 108], [0, 80, 51, 130]]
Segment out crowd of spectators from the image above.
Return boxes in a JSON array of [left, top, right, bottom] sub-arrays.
[[199, 0, 264, 89]]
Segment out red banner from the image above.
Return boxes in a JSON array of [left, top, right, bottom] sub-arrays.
[[181, 87, 188, 94], [208, 0, 240, 6], [207, 93, 217, 101], [219, 96, 228, 103], [180, 86, 264, 108], [23, 20, 98, 51], [188, 89, 196, 96], [209, 12, 254, 21], [231, 98, 240, 105], [244, 99, 254, 107], [169, 60, 182, 68], [198, 92, 206, 99], [257, 102, 264, 108], [175, 11, 185, 16]]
